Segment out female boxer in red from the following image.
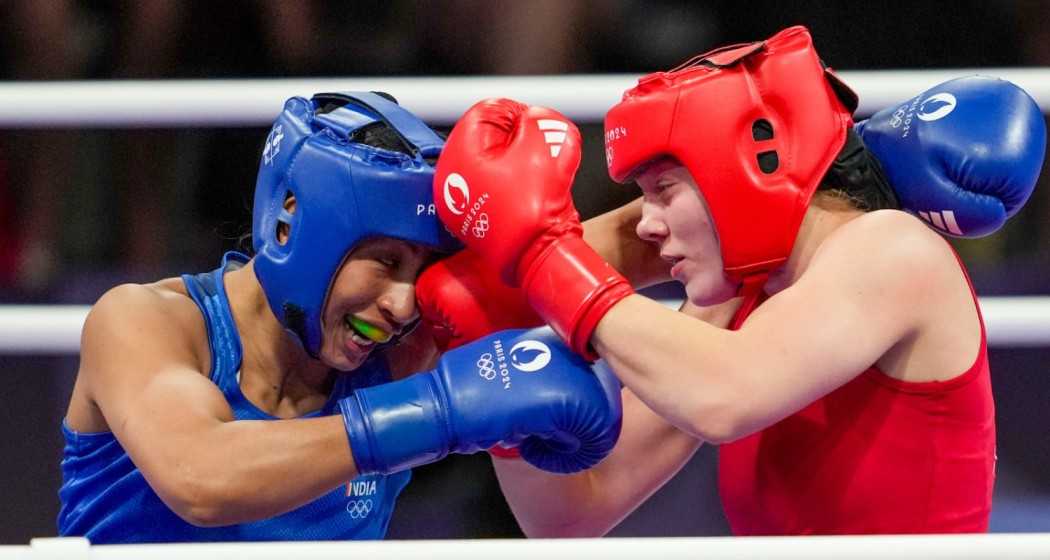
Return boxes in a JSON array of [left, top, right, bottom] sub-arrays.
[[419, 26, 1045, 535]]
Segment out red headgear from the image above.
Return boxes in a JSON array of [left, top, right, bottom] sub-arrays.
[[605, 26, 857, 314]]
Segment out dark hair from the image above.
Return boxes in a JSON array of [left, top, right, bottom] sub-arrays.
[[349, 117, 445, 167], [350, 122, 410, 153], [323, 91, 419, 158], [817, 127, 900, 212]]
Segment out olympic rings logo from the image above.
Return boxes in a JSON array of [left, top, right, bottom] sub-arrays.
[[346, 499, 373, 519], [890, 106, 906, 128], [477, 352, 496, 380], [472, 213, 490, 238]]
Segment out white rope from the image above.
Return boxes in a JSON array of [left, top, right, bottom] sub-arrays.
[[11, 534, 1050, 560], [2, 68, 1049, 127], [1, 296, 1048, 355], [981, 296, 1050, 347], [0, 306, 88, 355]]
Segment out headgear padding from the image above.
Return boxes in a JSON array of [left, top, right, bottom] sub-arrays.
[[605, 26, 857, 297], [253, 91, 459, 357]]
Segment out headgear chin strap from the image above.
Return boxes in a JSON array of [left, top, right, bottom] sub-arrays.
[[605, 26, 857, 319], [252, 91, 459, 358]]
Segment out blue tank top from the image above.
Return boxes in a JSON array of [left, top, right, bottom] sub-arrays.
[[58, 252, 411, 543]]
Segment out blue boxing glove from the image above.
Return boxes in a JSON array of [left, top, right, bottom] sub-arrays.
[[856, 75, 1046, 237], [340, 328, 622, 475]]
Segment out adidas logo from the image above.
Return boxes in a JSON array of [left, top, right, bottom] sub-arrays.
[[537, 119, 569, 158], [918, 209, 963, 236]]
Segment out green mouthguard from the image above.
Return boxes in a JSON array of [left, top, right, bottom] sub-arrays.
[[349, 316, 392, 344]]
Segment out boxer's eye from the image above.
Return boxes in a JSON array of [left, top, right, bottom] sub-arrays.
[[377, 254, 400, 269]]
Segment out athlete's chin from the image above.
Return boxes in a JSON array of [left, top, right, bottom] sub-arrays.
[[321, 348, 369, 372], [683, 274, 737, 307]]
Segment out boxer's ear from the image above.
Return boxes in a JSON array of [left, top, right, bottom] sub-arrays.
[[277, 195, 296, 245]]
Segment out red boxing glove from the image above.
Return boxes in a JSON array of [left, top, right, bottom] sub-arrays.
[[417, 250, 544, 460], [416, 250, 543, 352], [434, 99, 633, 359]]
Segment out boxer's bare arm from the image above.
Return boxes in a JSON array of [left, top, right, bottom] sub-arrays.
[[74, 285, 358, 527], [592, 211, 967, 443], [493, 387, 701, 537], [583, 197, 671, 289], [679, 297, 743, 325], [491, 298, 737, 537]]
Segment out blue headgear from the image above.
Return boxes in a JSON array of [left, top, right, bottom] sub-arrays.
[[252, 91, 459, 357]]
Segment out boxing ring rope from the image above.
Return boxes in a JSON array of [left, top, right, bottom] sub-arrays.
[[1, 71, 1046, 349], [1, 297, 1049, 354], [7, 534, 1050, 560], [2, 67, 1050, 127]]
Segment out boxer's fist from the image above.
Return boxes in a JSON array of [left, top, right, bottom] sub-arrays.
[[435, 99, 633, 358], [856, 75, 1046, 237], [416, 251, 545, 460], [417, 250, 542, 352], [341, 328, 622, 474], [435, 99, 584, 282]]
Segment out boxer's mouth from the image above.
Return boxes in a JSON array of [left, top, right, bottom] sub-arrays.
[[343, 315, 392, 346], [661, 254, 684, 266]]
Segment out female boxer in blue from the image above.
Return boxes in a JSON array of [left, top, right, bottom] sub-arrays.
[[57, 92, 622, 543]]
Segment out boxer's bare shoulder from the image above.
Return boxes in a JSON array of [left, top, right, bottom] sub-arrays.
[[84, 278, 208, 364], [822, 210, 964, 290], [812, 209, 982, 382], [67, 279, 211, 432]]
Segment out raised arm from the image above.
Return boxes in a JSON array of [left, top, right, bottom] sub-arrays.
[[582, 197, 670, 289], [592, 212, 947, 443]]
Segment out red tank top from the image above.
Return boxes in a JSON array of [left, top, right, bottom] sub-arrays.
[[718, 263, 995, 535]]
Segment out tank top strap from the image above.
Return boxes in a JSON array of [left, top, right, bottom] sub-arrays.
[[946, 243, 988, 343], [181, 251, 249, 396]]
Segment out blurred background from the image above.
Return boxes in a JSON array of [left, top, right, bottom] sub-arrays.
[[0, 0, 1048, 543]]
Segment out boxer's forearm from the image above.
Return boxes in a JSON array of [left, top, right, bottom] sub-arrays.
[[593, 295, 749, 443], [134, 415, 358, 527], [493, 458, 610, 537], [583, 197, 670, 289], [494, 388, 701, 537]]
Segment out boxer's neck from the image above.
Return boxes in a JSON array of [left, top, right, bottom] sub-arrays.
[[224, 261, 333, 417], [764, 204, 864, 295]]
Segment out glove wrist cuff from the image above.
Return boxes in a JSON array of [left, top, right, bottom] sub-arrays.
[[488, 445, 523, 460], [339, 396, 380, 476], [340, 372, 452, 476], [521, 235, 633, 360]]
